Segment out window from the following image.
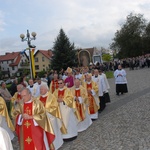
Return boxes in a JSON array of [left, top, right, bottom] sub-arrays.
[[35, 57, 38, 62], [12, 67, 15, 70], [42, 57, 45, 62], [35, 65, 39, 70], [43, 65, 45, 67]]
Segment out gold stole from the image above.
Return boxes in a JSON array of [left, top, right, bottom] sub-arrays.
[[87, 83, 96, 114], [75, 89, 85, 121]]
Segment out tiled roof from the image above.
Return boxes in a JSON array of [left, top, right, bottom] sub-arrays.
[[0, 52, 20, 61], [9, 55, 21, 66], [0, 52, 22, 66]]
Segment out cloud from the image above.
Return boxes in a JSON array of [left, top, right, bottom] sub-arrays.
[[0, 11, 6, 32], [0, 0, 150, 54]]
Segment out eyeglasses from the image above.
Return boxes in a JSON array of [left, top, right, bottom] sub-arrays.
[[58, 82, 63, 84]]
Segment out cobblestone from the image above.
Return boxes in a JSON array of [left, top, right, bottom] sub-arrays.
[[12, 68, 150, 150]]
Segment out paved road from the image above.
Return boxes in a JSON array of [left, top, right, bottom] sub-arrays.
[[12, 68, 150, 150]]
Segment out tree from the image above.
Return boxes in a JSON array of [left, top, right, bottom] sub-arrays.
[[51, 28, 78, 72], [143, 22, 150, 54], [110, 13, 147, 58], [102, 53, 112, 62]]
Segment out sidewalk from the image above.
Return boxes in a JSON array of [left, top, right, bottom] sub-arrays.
[[12, 68, 150, 150]]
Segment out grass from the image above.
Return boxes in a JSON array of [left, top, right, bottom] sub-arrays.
[[105, 71, 114, 78]]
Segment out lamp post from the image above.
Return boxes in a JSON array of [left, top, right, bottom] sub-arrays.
[[20, 30, 36, 79]]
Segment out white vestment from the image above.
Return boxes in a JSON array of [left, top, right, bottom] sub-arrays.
[[44, 113, 63, 150], [0, 127, 13, 150], [0, 116, 14, 140], [59, 102, 78, 139]]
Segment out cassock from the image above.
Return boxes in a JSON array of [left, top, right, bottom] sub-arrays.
[[27, 84, 40, 98], [82, 81, 99, 119], [0, 96, 15, 140], [38, 92, 64, 150], [102, 73, 111, 103], [53, 86, 78, 139], [13, 99, 55, 150], [114, 69, 128, 95], [70, 85, 92, 132], [64, 76, 74, 88], [92, 75, 107, 111], [49, 80, 59, 93]]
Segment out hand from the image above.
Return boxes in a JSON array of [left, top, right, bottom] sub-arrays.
[[75, 97, 79, 102], [87, 90, 92, 94], [16, 99, 20, 103], [22, 113, 33, 120], [57, 98, 63, 102]]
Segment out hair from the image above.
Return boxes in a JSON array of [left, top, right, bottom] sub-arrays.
[[1, 82, 5, 86], [58, 79, 64, 83], [40, 84, 49, 90], [17, 84, 24, 89], [20, 87, 31, 94]]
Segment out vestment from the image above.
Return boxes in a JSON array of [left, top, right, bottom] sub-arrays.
[[0, 96, 14, 140], [49, 80, 59, 93], [64, 76, 74, 88], [53, 87, 78, 139], [70, 85, 92, 132], [13, 99, 55, 150], [82, 81, 99, 119], [38, 92, 64, 150], [114, 69, 128, 95], [0, 127, 13, 150]]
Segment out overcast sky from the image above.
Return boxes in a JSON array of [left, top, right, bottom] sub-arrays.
[[0, 0, 150, 55]]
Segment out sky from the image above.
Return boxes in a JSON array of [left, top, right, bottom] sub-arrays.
[[0, 0, 150, 55]]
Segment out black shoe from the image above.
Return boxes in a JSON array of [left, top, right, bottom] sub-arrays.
[[91, 119, 97, 121], [98, 110, 102, 113], [63, 136, 77, 142]]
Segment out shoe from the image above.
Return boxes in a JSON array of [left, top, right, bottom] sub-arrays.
[[63, 136, 77, 142]]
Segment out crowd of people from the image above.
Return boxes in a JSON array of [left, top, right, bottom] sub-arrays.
[[2, 52, 150, 150], [0, 65, 115, 150]]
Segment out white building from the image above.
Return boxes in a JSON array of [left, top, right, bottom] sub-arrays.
[[0, 52, 29, 78]]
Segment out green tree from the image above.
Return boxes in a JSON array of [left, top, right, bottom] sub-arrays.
[[51, 28, 78, 72], [143, 22, 150, 54], [102, 53, 112, 62], [110, 13, 147, 58]]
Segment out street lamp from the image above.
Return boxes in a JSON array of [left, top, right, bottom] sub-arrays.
[[20, 30, 36, 79]]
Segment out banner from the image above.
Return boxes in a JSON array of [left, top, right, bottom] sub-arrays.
[[31, 49, 35, 78]]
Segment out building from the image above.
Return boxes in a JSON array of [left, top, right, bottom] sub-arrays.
[[0, 52, 29, 78], [77, 47, 102, 66], [34, 50, 52, 73]]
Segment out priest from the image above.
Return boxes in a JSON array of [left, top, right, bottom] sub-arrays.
[[13, 88, 55, 150]]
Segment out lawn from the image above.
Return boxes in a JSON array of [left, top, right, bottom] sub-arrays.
[[105, 71, 114, 78]]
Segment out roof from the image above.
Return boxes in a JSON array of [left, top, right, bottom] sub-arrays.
[[9, 55, 21, 66], [0, 52, 20, 61], [34, 50, 52, 59], [0, 52, 23, 66]]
